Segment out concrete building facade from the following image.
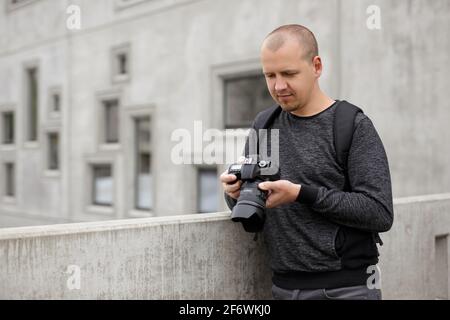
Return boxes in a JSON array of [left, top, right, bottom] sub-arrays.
[[0, 0, 449, 227]]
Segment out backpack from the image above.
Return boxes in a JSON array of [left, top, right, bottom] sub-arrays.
[[249, 100, 383, 246]]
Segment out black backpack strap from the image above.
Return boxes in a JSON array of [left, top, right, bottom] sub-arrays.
[[254, 105, 283, 130], [244, 105, 281, 240], [333, 100, 383, 246], [333, 100, 363, 191], [245, 105, 282, 156]]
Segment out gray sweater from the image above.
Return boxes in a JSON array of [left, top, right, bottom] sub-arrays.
[[226, 102, 394, 281]]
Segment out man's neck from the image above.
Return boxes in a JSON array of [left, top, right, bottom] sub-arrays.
[[290, 91, 335, 117]]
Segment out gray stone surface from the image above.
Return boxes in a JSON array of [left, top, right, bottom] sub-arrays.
[[0, 212, 272, 299]]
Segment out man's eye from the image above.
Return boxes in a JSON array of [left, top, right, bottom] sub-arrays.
[[265, 74, 275, 78]]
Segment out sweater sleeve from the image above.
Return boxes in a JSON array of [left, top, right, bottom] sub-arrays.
[[297, 116, 394, 232]]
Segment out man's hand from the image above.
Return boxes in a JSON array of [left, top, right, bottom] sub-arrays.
[[220, 170, 242, 200], [258, 180, 301, 208]]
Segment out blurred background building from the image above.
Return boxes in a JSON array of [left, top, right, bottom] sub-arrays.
[[0, 0, 449, 227]]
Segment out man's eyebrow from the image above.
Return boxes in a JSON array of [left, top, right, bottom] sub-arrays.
[[264, 70, 299, 75]]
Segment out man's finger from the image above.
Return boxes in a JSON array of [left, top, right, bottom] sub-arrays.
[[258, 181, 275, 191], [221, 174, 238, 184], [228, 191, 240, 199], [224, 182, 241, 193]]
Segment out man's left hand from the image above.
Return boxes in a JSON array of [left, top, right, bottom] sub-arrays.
[[258, 180, 301, 208]]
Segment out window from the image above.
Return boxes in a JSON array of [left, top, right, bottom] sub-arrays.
[[117, 53, 128, 75], [111, 44, 130, 82], [92, 164, 113, 206], [2, 111, 14, 144], [435, 235, 449, 299], [197, 168, 219, 213], [25, 66, 39, 141], [4, 162, 15, 197], [103, 99, 119, 144], [47, 132, 59, 171], [51, 92, 60, 112], [135, 117, 152, 210], [224, 74, 273, 128]]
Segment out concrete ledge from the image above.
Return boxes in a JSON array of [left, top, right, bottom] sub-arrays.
[[0, 212, 272, 299], [393, 193, 450, 205], [0, 212, 232, 240]]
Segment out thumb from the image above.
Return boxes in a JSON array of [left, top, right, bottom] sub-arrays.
[[258, 181, 274, 191]]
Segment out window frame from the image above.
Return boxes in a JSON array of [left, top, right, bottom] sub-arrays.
[[222, 73, 273, 129], [111, 43, 131, 84], [84, 154, 118, 217], [42, 126, 61, 177], [124, 105, 156, 218], [210, 59, 265, 130], [47, 86, 62, 120], [195, 165, 220, 214], [96, 89, 122, 151], [0, 104, 16, 149], [23, 60, 40, 148]]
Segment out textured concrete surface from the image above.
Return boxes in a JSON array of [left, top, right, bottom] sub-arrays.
[[1, 194, 450, 299], [0, 212, 272, 299], [380, 194, 450, 299]]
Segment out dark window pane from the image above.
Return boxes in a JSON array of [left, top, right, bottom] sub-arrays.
[[52, 93, 60, 112], [5, 163, 15, 197], [92, 164, 113, 206], [27, 67, 38, 141], [103, 99, 119, 143], [197, 168, 218, 213], [224, 74, 273, 128], [48, 133, 59, 170], [2, 112, 14, 144], [118, 53, 128, 75], [135, 117, 152, 210]]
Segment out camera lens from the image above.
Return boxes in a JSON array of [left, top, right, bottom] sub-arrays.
[[230, 180, 267, 232]]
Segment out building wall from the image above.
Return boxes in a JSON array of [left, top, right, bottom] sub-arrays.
[[0, 0, 449, 227]]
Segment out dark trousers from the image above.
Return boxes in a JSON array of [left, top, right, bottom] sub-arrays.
[[271, 283, 382, 300]]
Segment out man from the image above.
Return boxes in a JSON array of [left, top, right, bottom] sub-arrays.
[[220, 24, 393, 300]]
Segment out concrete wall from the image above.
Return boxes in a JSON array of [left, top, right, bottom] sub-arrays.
[[0, 212, 272, 299], [380, 194, 450, 299], [1, 194, 450, 300]]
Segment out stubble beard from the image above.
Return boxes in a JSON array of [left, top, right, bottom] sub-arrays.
[[278, 100, 302, 113]]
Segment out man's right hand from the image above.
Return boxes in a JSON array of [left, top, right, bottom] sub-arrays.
[[220, 171, 242, 200]]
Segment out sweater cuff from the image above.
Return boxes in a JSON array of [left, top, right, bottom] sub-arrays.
[[224, 193, 237, 210], [296, 185, 319, 205]]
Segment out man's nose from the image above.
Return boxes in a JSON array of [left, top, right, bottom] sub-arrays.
[[274, 77, 288, 92]]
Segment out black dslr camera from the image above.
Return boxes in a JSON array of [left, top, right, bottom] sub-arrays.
[[228, 156, 280, 232]]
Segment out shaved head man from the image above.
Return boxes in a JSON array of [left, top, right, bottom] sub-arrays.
[[221, 24, 392, 301]]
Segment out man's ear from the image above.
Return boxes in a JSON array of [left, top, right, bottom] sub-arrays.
[[312, 56, 323, 77]]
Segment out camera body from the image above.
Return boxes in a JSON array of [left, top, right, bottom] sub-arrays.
[[228, 156, 280, 232]]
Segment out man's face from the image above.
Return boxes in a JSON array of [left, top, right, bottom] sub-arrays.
[[261, 38, 320, 112]]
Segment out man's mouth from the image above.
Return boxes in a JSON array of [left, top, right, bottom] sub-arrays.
[[278, 94, 293, 99]]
